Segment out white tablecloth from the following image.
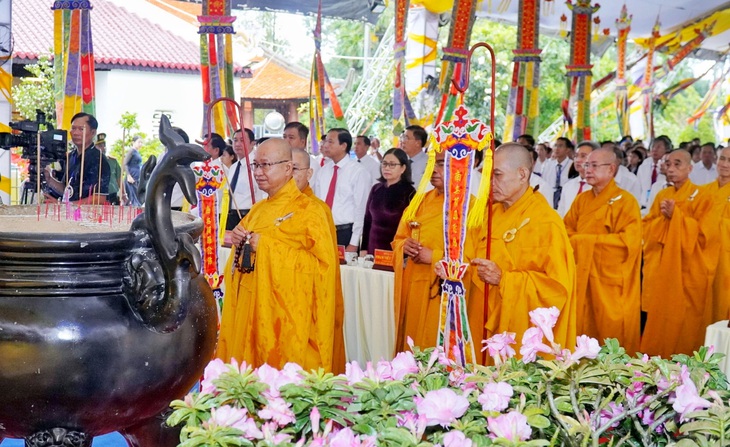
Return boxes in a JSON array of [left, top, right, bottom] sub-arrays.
[[704, 320, 730, 376], [340, 265, 396, 365]]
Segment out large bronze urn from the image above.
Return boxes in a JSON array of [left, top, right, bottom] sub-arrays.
[[0, 117, 218, 447]]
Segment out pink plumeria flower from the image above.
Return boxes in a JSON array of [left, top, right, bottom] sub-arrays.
[[528, 307, 560, 344], [200, 358, 229, 395], [206, 405, 249, 430], [481, 332, 517, 361], [238, 417, 264, 440], [571, 335, 601, 362], [261, 421, 291, 444], [415, 388, 470, 427], [487, 411, 532, 441], [443, 430, 473, 447], [391, 351, 419, 380], [478, 382, 513, 412], [397, 411, 427, 438], [280, 362, 304, 386], [345, 361, 366, 385], [310, 407, 321, 435], [520, 327, 552, 363], [259, 396, 296, 427], [328, 427, 361, 447], [672, 365, 712, 421]]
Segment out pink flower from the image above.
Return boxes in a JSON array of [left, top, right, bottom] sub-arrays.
[[345, 361, 366, 385], [520, 327, 552, 363], [571, 335, 601, 362], [528, 307, 560, 344], [259, 396, 296, 427], [487, 411, 532, 441], [279, 362, 304, 386], [443, 430, 473, 447], [328, 427, 360, 447], [478, 382, 513, 412], [261, 421, 292, 444], [391, 351, 419, 380], [482, 332, 517, 360], [200, 358, 229, 394], [397, 411, 427, 438], [597, 402, 624, 429], [415, 388, 470, 427], [310, 407, 321, 435], [672, 366, 712, 420], [407, 336, 415, 351], [207, 405, 249, 430]]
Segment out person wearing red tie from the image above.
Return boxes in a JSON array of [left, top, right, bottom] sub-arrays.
[[557, 141, 598, 217], [636, 135, 671, 208], [311, 128, 371, 252]]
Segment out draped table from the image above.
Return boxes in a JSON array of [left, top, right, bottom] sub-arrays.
[[704, 320, 730, 376]]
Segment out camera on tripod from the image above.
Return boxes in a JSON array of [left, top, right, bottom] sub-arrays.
[[0, 110, 67, 192]]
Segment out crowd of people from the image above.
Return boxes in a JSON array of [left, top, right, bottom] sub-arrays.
[[43, 112, 730, 373]]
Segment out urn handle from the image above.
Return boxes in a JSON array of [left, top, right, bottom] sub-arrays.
[[125, 115, 210, 333]]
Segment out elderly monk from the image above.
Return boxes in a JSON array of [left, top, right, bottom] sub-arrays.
[[468, 143, 577, 352], [641, 149, 716, 358], [291, 148, 346, 374], [393, 151, 478, 353], [218, 139, 339, 371], [704, 147, 730, 322], [563, 148, 641, 353]]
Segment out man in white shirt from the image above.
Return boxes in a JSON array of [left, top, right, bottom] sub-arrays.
[[611, 148, 643, 204], [312, 128, 371, 252], [354, 135, 381, 185], [557, 141, 596, 217], [226, 128, 265, 230], [534, 142, 551, 175], [402, 125, 429, 187], [541, 137, 574, 209], [689, 143, 717, 185], [636, 135, 671, 208], [284, 121, 321, 179], [642, 153, 670, 217]]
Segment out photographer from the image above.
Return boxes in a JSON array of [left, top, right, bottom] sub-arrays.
[[45, 112, 111, 202]]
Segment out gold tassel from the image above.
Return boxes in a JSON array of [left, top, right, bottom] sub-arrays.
[[218, 177, 230, 243], [467, 134, 494, 229], [401, 139, 438, 223]]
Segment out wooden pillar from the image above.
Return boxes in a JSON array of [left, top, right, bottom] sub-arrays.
[[242, 100, 254, 130]]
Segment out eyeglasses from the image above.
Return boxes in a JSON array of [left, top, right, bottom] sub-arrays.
[[291, 166, 309, 172], [250, 160, 290, 171], [582, 163, 613, 170], [381, 162, 403, 168]]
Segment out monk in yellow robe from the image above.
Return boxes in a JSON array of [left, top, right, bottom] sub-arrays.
[[468, 143, 577, 352], [291, 148, 346, 374], [702, 146, 730, 323], [563, 148, 641, 354], [218, 139, 339, 371], [641, 149, 717, 358], [392, 151, 448, 353]]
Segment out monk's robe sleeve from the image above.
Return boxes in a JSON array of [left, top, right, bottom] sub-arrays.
[[253, 203, 338, 371]]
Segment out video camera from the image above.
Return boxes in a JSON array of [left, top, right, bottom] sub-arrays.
[[0, 110, 67, 192]]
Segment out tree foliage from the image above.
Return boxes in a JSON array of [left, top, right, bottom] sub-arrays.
[[110, 111, 163, 163], [11, 55, 56, 126]]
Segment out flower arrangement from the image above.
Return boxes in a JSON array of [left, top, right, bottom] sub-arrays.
[[168, 307, 730, 446]]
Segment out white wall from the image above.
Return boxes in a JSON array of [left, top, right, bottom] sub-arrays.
[[94, 69, 242, 147], [0, 0, 11, 205]]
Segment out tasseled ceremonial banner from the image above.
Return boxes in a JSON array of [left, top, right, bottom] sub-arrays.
[[198, 0, 238, 137], [718, 95, 730, 127], [562, 0, 599, 143], [193, 161, 225, 316], [52, 1, 95, 131], [614, 5, 631, 138], [654, 58, 721, 113], [392, 0, 416, 134], [688, 65, 730, 126], [503, 0, 542, 142], [309, 0, 342, 154], [434, 105, 491, 366], [638, 18, 660, 141]]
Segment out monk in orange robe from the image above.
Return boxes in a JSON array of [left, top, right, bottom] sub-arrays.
[[703, 146, 730, 322], [291, 148, 346, 374], [218, 139, 339, 371], [564, 148, 641, 354], [468, 143, 577, 352], [641, 149, 717, 358], [392, 151, 449, 353]]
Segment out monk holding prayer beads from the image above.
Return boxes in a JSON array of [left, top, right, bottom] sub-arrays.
[[218, 139, 339, 371]]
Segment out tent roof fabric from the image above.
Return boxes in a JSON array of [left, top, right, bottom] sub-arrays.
[[232, 0, 380, 23], [13, 0, 250, 75]]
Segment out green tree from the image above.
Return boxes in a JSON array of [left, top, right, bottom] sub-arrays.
[[11, 55, 56, 126], [110, 111, 163, 164]]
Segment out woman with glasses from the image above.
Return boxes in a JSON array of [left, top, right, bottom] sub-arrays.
[[360, 148, 416, 255]]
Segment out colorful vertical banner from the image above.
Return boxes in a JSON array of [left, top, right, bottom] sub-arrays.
[[392, 0, 415, 132], [0, 0, 10, 205], [614, 5, 631, 138], [434, 105, 491, 366], [193, 161, 225, 313], [562, 0, 599, 142], [405, 5, 439, 125], [638, 18, 660, 141], [199, 0, 238, 137], [503, 0, 542, 142], [52, 1, 95, 132]]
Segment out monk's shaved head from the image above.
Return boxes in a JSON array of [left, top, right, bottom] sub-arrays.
[[669, 149, 692, 165], [254, 138, 294, 196], [593, 147, 617, 165], [665, 149, 693, 188], [259, 138, 293, 161], [291, 148, 311, 168], [585, 148, 618, 192], [495, 143, 534, 171]]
